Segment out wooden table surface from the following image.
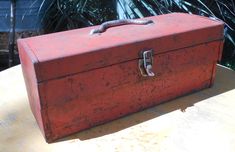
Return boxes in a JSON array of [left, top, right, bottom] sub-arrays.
[[1, 65, 235, 152]]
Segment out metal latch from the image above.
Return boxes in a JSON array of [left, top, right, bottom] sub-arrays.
[[139, 50, 155, 77]]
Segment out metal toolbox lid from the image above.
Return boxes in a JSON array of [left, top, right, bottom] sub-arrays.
[[18, 13, 224, 82]]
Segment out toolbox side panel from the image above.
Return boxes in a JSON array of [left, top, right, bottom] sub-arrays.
[[209, 40, 225, 87], [17, 40, 46, 137], [39, 40, 222, 142]]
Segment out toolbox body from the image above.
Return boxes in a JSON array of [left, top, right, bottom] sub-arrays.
[[18, 13, 224, 142]]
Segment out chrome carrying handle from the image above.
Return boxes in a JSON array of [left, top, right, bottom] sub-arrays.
[[90, 19, 154, 35]]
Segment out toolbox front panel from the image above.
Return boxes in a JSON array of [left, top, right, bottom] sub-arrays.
[[39, 40, 222, 141]]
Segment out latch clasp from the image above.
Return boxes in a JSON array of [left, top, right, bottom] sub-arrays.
[[139, 50, 155, 77]]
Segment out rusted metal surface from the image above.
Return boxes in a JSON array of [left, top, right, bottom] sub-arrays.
[[18, 13, 224, 142]]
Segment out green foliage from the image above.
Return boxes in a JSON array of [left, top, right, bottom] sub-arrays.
[[45, 0, 235, 70]]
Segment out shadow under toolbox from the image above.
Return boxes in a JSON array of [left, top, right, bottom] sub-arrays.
[[18, 13, 224, 143]]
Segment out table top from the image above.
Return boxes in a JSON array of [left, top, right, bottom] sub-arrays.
[[1, 65, 235, 152]]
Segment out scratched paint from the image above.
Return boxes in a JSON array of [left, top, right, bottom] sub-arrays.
[[18, 13, 224, 142]]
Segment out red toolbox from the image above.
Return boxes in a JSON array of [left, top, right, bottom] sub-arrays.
[[18, 13, 224, 142]]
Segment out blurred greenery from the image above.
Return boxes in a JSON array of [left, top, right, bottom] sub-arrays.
[[45, 0, 235, 70]]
